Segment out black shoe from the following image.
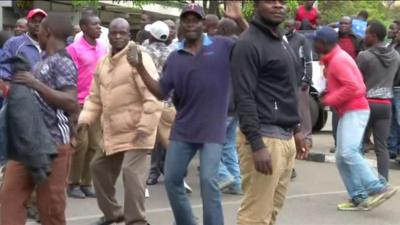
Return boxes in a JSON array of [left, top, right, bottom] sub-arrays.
[[146, 176, 158, 185], [81, 186, 96, 198], [91, 216, 124, 225], [68, 186, 86, 199], [291, 169, 297, 180]]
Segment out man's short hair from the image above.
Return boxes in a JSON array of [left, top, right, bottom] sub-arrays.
[[44, 13, 73, 41], [81, 7, 98, 17], [357, 10, 369, 20], [368, 20, 387, 42], [79, 13, 98, 27]]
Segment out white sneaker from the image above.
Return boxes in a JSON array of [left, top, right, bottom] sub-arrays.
[[184, 180, 192, 194], [145, 188, 150, 198]]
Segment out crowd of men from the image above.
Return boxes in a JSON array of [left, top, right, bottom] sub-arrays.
[[0, 0, 399, 225]]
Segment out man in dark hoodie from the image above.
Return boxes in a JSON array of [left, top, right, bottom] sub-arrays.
[[357, 20, 400, 181], [231, 1, 308, 224]]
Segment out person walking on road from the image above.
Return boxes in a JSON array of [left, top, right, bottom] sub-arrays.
[[132, 3, 239, 225], [330, 16, 365, 153], [231, 1, 309, 224], [285, 18, 313, 180], [285, 19, 313, 149], [0, 13, 79, 225], [314, 26, 397, 211], [142, 20, 172, 186], [214, 17, 243, 195], [356, 20, 400, 181], [78, 18, 161, 225], [66, 8, 108, 199], [0, 8, 48, 222]]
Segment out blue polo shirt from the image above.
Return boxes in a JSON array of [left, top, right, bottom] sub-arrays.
[[160, 35, 234, 144]]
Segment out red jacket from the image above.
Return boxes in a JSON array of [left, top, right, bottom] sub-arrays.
[[321, 45, 369, 116]]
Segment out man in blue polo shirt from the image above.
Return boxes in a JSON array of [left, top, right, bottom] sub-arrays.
[[129, 4, 233, 225]]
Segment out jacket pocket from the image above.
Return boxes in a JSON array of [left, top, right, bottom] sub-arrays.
[[109, 109, 140, 134]]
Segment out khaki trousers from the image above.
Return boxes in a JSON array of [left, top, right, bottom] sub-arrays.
[[0, 145, 72, 225], [237, 133, 296, 225], [69, 119, 102, 186], [91, 149, 148, 225], [157, 105, 176, 149]]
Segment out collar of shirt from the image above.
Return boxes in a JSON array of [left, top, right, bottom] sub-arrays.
[[26, 33, 41, 53], [177, 34, 213, 54], [321, 45, 341, 66], [78, 36, 100, 49], [108, 41, 131, 64]]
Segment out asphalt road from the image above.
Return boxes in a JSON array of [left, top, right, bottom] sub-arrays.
[[27, 127, 400, 225]]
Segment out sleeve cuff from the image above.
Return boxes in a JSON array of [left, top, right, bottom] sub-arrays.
[[250, 137, 266, 152]]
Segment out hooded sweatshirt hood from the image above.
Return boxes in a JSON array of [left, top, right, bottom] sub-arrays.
[[369, 45, 398, 67], [357, 43, 400, 99]]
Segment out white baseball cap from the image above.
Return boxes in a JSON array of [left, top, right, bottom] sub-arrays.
[[145, 21, 170, 42]]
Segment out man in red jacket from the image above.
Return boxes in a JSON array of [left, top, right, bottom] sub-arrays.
[[295, 0, 319, 30], [313, 26, 397, 211]]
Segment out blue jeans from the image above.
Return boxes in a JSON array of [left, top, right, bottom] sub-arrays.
[[388, 89, 400, 156], [217, 117, 241, 187], [164, 141, 223, 225], [336, 110, 386, 203]]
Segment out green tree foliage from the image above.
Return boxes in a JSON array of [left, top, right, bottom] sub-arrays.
[[241, 0, 299, 20], [70, 0, 398, 26], [71, 0, 99, 9], [318, 0, 393, 25]]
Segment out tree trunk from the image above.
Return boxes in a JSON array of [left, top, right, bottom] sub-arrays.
[[203, 0, 208, 12], [208, 0, 219, 16]]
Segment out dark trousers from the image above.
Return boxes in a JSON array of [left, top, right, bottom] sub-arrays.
[[366, 102, 391, 181], [148, 140, 166, 179], [332, 110, 339, 146]]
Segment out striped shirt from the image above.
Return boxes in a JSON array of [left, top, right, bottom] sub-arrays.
[[33, 49, 77, 144]]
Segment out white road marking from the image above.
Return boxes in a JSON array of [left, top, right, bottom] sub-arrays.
[[57, 190, 349, 222]]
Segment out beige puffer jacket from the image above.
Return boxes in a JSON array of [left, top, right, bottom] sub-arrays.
[[79, 42, 162, 155]]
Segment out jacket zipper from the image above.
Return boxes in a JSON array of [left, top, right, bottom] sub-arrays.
[[274, 101, 278, 110]]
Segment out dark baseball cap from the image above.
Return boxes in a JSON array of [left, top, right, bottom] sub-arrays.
[[180, 3, 205, 19], [309, 26, 338, 44]]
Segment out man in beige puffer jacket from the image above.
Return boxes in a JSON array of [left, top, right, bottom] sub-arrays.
[[78, 18, 162, 225]]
